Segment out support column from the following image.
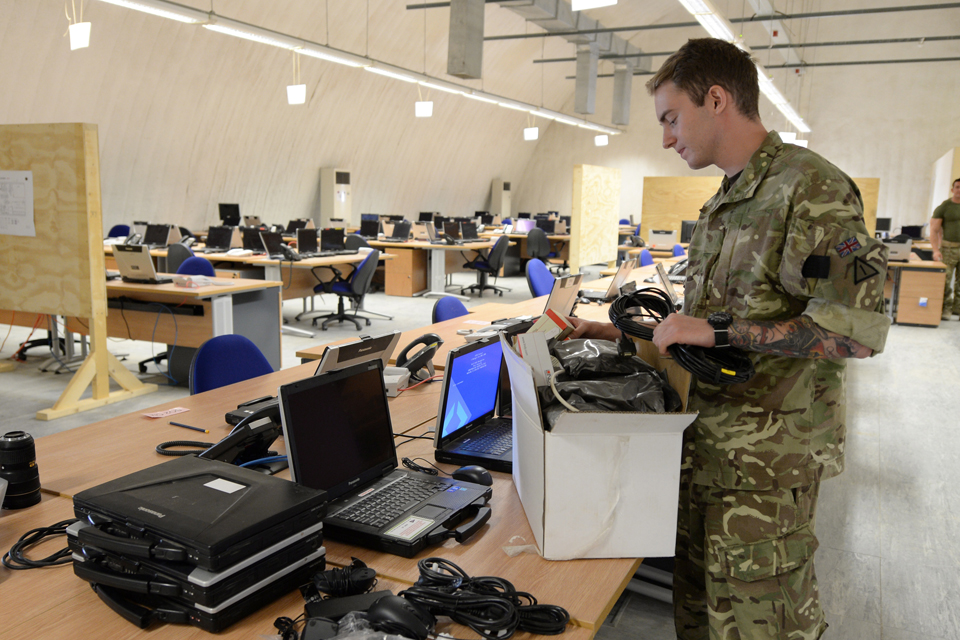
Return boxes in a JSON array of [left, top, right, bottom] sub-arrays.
[[448, 0, 484, 79]]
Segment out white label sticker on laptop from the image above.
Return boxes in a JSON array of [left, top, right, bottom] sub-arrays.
[[204, 478, 245, 494], [384, 516, 435, 540]]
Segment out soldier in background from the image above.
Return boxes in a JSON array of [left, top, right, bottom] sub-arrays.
[[930, 177, 960, 321], [568, 38, 890, 639]]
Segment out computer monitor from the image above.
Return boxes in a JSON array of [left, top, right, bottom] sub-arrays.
[[560, 215, 571, 226], [205, 225, 234, 251], [474, 211, 488, 218], [218, 203, 240, 226], [241, 227, 262, 251], [361, 213, 379, 222], [875, 217, 892, 232], [680, 220, 697, 244], [320, 228, 346, 251], [517, 212, 532, 219], [286, 219, 312, 232], [359, 219, 380, 238], [901, 225, 923, 239], [535, 219, 556, 233], [419, 212, 434, 222]]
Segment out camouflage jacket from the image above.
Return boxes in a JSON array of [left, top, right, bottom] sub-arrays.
[[681, 131, 890, 491]]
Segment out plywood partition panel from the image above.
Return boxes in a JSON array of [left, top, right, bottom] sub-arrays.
[[571, 165, 621, 273]]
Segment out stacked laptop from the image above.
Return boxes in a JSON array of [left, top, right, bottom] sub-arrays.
[[70, 455, 327, 632]]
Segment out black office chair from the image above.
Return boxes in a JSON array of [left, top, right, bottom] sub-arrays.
[[306, 249, 382, 330], [345, 234, 370, 250], [461, 235, 510, 297]]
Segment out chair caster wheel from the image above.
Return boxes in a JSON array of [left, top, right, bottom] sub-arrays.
[[139, 364, 147, 373]]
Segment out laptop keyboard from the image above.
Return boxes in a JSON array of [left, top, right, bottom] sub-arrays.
[[458, 422, 512, 455], [335, 475, 448, 529]]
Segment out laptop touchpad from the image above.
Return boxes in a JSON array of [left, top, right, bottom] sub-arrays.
[[415, 505, 448, 520]]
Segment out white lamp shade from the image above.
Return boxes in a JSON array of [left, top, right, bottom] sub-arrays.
[[287, 84, 306, 105], [69, 22, 91, 50], [523, 127, 539, 141], [415, 101, 434, 117], [779, 131, 797, 143], [594, 134, 609, 147]]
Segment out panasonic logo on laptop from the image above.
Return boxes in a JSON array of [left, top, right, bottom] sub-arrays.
[[347, 478, 361, 487], [138, 506, 166, 519], [358, 347, 372, 352]]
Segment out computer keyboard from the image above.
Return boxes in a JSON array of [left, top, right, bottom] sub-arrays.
[[335, 476, 448, 529], [458, 421, 512, 455]]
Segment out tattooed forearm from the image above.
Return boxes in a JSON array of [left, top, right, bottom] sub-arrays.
[[728, 316, 872, 359]]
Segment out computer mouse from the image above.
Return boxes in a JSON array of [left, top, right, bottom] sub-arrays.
[[451, 464, 493, 487], [366, 595, 435, 640]]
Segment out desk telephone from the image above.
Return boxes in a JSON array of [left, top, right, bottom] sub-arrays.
[[280, 245, 302, 261], [644, 258, 688, 284]]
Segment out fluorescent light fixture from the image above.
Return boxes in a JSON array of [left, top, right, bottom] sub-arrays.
[[779, 131, 797, 143], [524, 127, 539, 141], [415, 100, 434, 117], [204, 23, 298, 49], [571, 0, 617, 10], [553, 115, 582, 126], [595, 134, 609, 147], [794, 139, 809, 148], [287, 84, 306, 105], [677, 0, 712, 13], [69, 22, 91, 50], [97, 0, 208, 23], [418, 81, 462, 96], [298, 46, 367, 68], [365, 66, 417, 83], [696, 13, 734, 40], [498, 101, 530, 113], [530, 109, 556, 121], [463, 92, 499, 105]]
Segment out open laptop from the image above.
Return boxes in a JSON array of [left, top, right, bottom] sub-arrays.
[[543, 273, 583, 316], [580, 258, 638, 302], [243, 215, 263, 227], [442, 221, 465, 245], [514, 219, 536, 234], [201, 225, 237, 254], [278, 359, 492, 557], [434, 337, 512, 472], [142, 223, 180, 248], [380, 221, 411, 243], [296, 228, 321, 258], [358, 219, 380, 240], [241, 228, 266, 253], [113, 244, 173, 285], [225, 331, 400, 426], [535, 219, 556, 234], [259, 232, 286, 259], [319, 228, 357, 256], [649, 229, 678, 249], [460, 220, 480, 241]]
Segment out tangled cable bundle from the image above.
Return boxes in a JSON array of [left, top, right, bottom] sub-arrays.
[[608, 287, 755, 385]]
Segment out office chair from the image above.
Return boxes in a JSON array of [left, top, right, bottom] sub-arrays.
[[345, 234, 371, 250], [619, 218, 630, 225], [526, 228, 567, 275], [188, 334, 274, 395], [165, 243, 194, 274], [461, 235, 510, 297], [138, 257, 217, 374], [305, 249, 382, 330], [638, 248, 654, 267], [432, 296, 469, 323], [525, 258, 555, 298], [502, 218, 512, 226], [179, 226, 195, 242], [672, 244, 686, 257], [340, 238, 392, 320], [634, 223, 642, 236], [107, 224, 130, 238]]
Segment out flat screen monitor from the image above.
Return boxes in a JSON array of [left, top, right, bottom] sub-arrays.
[[901, 225, 923, 239], [517, 212, 532, 219], [680, 220, 697, 244], [875, 217, 892, 232], [360, 213, 379, 222], [286, 219, 308, 232], [535, 219, 556, 233], [219, 203, 240, 226], [359, 220, 380, 237], [560, 216, 571, 226], [534, 213, 551, 220], [418, 212, 434, 222], [443, 221, 461, 239], [241, 228, 262, 251], [320, 227, 345, 251]]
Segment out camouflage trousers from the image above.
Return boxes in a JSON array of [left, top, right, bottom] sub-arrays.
[[940, 244, 960, 316], [674, 469, 827, 640]]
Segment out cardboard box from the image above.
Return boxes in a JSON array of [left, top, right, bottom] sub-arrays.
[[501, 334, 696, 560]]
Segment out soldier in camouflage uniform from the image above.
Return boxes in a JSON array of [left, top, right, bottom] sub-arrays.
[[930, 177, 960, 320], [568, 39, 890, 639]]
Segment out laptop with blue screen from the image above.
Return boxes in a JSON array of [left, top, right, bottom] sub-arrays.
[[433, 336, 513, 472]]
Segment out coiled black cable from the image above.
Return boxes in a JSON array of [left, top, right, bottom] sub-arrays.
[[608, 287, 755, 385], [400, 558, 569, 639], [2, 519, 76, 570], [155, 440, 214, 456]]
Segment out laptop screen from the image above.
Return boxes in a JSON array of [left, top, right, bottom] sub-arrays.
[[443, 221, 461, 239], [241, 228, 261, 250], [544, 273, 583, 316], [535, 219, 556, 233], [287, 219, 308, 232], [320, 228, 345, 251], [418, 212, 434, 222], [439, 340, 503, 439], [219, 203, 240, 226], [280, 361, 396, 499], [143, 224, 169, 246], [260, 232, 284, 255], [359, 220, 380, 237], [360, 213, 379, 222], [206, 225, 233, 250], [391, 221, 411, 240], [606, 258, 637, 296], [461, 221, 479, 240], [297, 228, 318, 253], [514, 219, 536, 233]]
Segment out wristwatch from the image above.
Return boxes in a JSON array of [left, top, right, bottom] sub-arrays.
[[707, 312, 733, 348]]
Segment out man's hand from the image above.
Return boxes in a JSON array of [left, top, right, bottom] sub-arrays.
[[565, 316, 621, 341], [934, 249, 943, 262], [652, 314, 713, 355]]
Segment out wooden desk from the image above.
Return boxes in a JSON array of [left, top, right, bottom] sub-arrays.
[[368, 239, 498, 299], [886, 259, 947, 327], [64, 276, 283, 372]]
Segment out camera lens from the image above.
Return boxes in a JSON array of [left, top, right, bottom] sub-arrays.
[[0, 431, 42, 509]]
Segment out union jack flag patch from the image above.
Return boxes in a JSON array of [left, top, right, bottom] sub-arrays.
[[835, 237, 862, 257]]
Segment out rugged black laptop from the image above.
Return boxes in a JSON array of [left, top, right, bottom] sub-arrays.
[[241, 228, 265, 253], [358, 219, 380, 240], [319, 227, 357, 256], [259, 231, 286, 259], [202, 225, 234, 254], [278, 359, 492, 558], [297, 228, 321, 258], [380, 221, 411, 243], [460, 220, 480, 241], [143, 223, 175, 248], [434, 337, 512, 473], [442, 221, 465, 245]]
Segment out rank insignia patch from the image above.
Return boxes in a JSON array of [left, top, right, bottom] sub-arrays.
[[853, 256, 879, 285], [835, 237, 862, 258]]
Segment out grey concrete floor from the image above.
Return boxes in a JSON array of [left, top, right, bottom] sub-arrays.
[[3, 272, 959, 639]]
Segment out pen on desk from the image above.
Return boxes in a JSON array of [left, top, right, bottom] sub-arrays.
[[169, 421, 209, 434]]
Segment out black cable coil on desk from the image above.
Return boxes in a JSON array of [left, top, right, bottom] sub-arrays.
[[608, 287, 755, 385], [399, 557, 570, 639]]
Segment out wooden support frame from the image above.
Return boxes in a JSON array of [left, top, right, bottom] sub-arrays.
[[571, 164, 622, 273], [0, 124, 156, 419]]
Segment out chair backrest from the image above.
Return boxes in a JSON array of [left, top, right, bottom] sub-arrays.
[[345, 234, 371, 250], [349, 249, 381, 297], [432, 296, 469, 323], [179, 226, 195, 240], [107, 224, 130, 238], [672, 244, 686, 257], [526, 228, 551, 260], [189, 334, 274, 395], [502, 218, 512, 226], [486, 236, 510, 270], [166, 243, 195, 274], [638, 248, 654, 267], [177, 256, 215, 277], [619, 218, 630, 225], [634, 223, 642, 236], [525, 258, 555, 297]]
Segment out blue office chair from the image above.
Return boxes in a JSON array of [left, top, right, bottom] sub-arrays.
[[634, 223, 642, 236], [107, 224, 130, 238], [166, 243, 195, 274], [619, 218, 630, 225], [672, 244, 686, 257], [432, 296, 469, 323], [307, 249, 381, 330], [502, 218, 512, 226], [638, 249, 654, 267], [177, 256, 215, 276], [189, 334, 274, 395], [462, 236, 510, 297], [525, 258, 555, 298]]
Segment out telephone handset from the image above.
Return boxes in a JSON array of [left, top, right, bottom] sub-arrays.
[[179, 236, 196, 247], [395, 333, 444, 382], [442, 234, 457, 246], [668, 258, 688, 276], [124, 232, 142, 245], [629, 236, 645, 248], [280, 244, 302, 262]]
